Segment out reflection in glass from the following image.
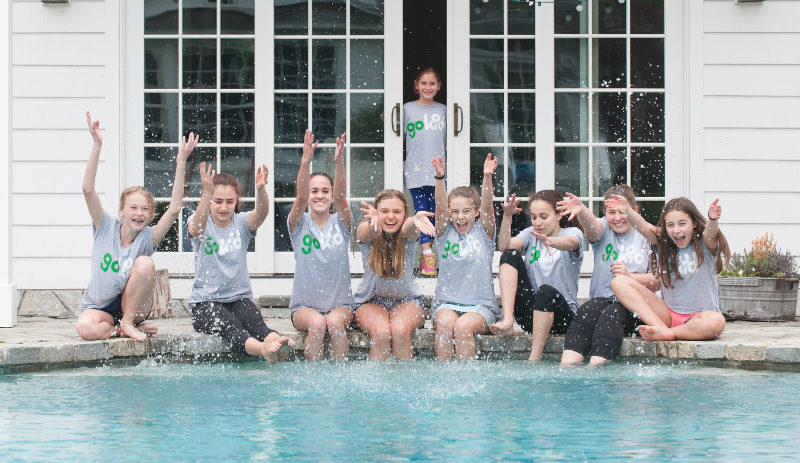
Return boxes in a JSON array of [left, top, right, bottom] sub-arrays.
[[351, 148, 384, 198], [145, 39, 178, 89], [508, 1, 535, 35], [471, 93, 504, 144], [554, 0, 587, 34], [631, 0, 664, 34], [221, 0, 254, 34], [144, 147, 179, 198], [631, 92, 664, 143], [274, 201, 293, 251], [313, 40, 346, 89], [632, 147, 665, 197], [183, 0, 216, 35], [555, 147, 589, 196], [508, 39, 535, 89], [275, 40, 308, 90], [221, 39, 255, 89], [221, 147, 255, 196], [274, 148, 302, 198], [154, 202, 179, 252], [312, 93, 347, 142], [555, 39, 587, 88], [470, 148, 504, 197], [145, 93, 179, 143], [593, 38, 626, 89], [145, 0, 177, 34], [471, 39, 504, 89], [593, 0, 626, 34], [183, 40, 216, 89], [313, 0, 346, 35], [275, 0, 308, 35], [351, 0, 384, 35], [350, 93, 383, 143], [509, 147, 536, 196], [554, 92, 587, 143], [183, 93, 217, 142], [183, 147, 217, 197], [631, 39, 664, 88], [221, 93, 254, 143], [508, 93, 535, 144], [592, 147, 626, 196], [593, 92, 626, 143], [351, 40, 384, 89], [470, 0, 503, 35], [275, 94, 308, 144]]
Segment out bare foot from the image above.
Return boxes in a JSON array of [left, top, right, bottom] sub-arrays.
[[119, 323, 148, 342], [489, 318, 515, 336], [262, 334, 297, 364], [137, 323, 159, 336], [638, 324, 676, 341]]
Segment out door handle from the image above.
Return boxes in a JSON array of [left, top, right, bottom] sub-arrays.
[[391, 103, 401, 136], [453, 103, 464, 137]]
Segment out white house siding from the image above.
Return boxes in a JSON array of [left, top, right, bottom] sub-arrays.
[[12, 0, 120, 289], [701, 0, 800, 256]]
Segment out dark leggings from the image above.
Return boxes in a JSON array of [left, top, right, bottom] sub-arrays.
[[190, 299, 276, 353], [500, 249, 574, 334], [563, 298, 638, 360]]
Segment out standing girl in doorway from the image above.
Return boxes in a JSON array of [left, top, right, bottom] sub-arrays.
[[288, 130, 354, 361], [404, 67, 446, 276], [76, 112, 197, 342]]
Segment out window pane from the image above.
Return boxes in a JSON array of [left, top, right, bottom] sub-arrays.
[[238, 201, 257, 251], [509, 147, 535, 196], [470, 0, 503, 35], [312, 0, 346, 35], [593, 38, 626, 89], [351, 148, 384, 198], [184, 147, 217, 197], [631, 0, 664, 34], [555, 147, 589, 196], [592, 147, 627, 196], [154, 202, 179, 252], [631, 38, 664, 89], [183, 0, 216, 35], [593, 0, 626, 34], [221, 39, 255, 89], [144, 93, 179, 143], [145, 0, 177, 34], [275, 94, 308, 143], [275, 40, 308, 90], [631, 147, 665, 197], [350, 93, 383, 143], [181, 205, 196, 251], [351, 0, 384, 35], [471, 39, 503, 89], [312, 93, 347, 142], [555, 39, 587, 89], [555, 1, 587, 34], [183, 93, 217, 142], [508, 93, 535, 144], [275, 0, 308, 35], [554, 92, 588, 143], [638, 200, 665, 226], [508, 39, 535, 89], [145, 39, 178, 89], [508, 0, 535, 35], [470, 147, 504, 197], [221, 93, 254, 143], [311, 146, 336, 179], [183, 39, 216, 89], [221, 148, 255, 197], [631, 92, 664, 143], [313, 39, 346, 89], [221, 0, 254, 35], [274, 201, 293, 251], [351, 39, 384, 89], [471, 93, 504, 144], [144, 147, 178, 198], [593, 92, 626, 143], [274, 148, 302, 198], [349, 201, 365, 251]]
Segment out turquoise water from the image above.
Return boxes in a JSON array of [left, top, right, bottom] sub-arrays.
[[2, 359, 800, 462]]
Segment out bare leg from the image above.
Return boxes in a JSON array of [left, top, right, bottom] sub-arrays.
[[529, 310, 554, 361], [453, 313, 490, 360], [119, 256, 157, 341], [433, 309, 459, 361], [611, 275, 671, 327], [355, 303, 392, 361], [560, 349, 585, 365], [326, 307, 353, 361], [490, 263, 517, 335], [292, 307, 328, 361], [588, 356, 610, 366], [75, 309, 120, 340], [639, 310, 725, 341], [245, 332, 296, 364], [389, 302, 425, 360]]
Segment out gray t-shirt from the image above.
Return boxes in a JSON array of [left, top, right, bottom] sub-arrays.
[[288, 212, 354, 312], [188, 212, 255, 304], [403, 101, 446, 189], [660, 241, 720, 315], [589, 217, 651, 299], [517, 226, 584, 312], [353, 238, 422, 304], [432, 221, 500, 318], [81, 212, 155, 310]]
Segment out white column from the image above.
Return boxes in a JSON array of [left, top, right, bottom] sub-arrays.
[[0, 0, 18, 327]]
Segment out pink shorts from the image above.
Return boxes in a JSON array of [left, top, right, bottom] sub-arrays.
[[669, 308, 698, 328]]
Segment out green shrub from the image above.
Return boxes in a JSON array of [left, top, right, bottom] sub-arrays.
[[721, 233, 798, 278]]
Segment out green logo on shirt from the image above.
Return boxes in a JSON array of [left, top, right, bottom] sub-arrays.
[[407, 120, 424, 139], [301, 234, 321, 255], [601, 243, 619, 262], [441, 240, 460, 259], [528, 247, 541, 264], [204, 237, 220, 255], [100, 252, 120, 273]]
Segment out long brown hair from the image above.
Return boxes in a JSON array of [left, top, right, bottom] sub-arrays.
[[366, 189, 409, 279], [213, 173, 242, 213], [529, 189, 582, 231], [653, 197, 731, 289]]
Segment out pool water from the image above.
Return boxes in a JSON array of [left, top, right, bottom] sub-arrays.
[[2, 359, 799, 462]]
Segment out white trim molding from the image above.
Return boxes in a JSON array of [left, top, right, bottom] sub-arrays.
[[1, 0, 18, 326]]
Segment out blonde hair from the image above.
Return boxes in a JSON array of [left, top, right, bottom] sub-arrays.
[[119, 186, 156, 223], [365, 189, 409, 279]]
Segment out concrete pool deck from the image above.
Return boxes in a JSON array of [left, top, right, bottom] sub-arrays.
[[2, 312, 800, 368]]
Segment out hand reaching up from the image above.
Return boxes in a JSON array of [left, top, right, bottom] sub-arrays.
[[707, 198, 721, 221], [255, 164, 269, 190], [302, 129, 318, 163], [86, 112, 102, 146], [360, 201, 380, 233], [557, 192, 583, 221], [334, 133, 346, 163], [483, 153, 498, 176], [178, 132, 199, 165], [431, 156, 445, 179], [413, 211, 436, 237], [604, 194, 631, 215], [503, 193, 522, 218], [199, 161, 215, 195]]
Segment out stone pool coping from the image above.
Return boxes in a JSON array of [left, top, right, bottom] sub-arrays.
[[3, 317, 800, 368]]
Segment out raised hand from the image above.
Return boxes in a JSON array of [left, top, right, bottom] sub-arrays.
[[255, 164, 269, 190], [604, 194, 630, 214], [708, 198, 721, 221], [431, 155, 445, 178], [199, 161, 215, 194], [483, 153, 498, 176], [360, 201, 380, 233], [302, 129, 318, 163], [86, 111, 102, 145], [334, 132, 346, 163], [413, 211, 436, 237], [530, 229, 554, 256], [503, 193, 522, 217], [178, 132, 199, 164], [557, 192, 583, 221]]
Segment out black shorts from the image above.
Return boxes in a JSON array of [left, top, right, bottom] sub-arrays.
[[97, 294, 123, 324]]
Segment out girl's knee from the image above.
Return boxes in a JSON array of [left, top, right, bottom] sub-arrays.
[[307, 316, 328, 336], [131, 256, 156, 277], [433, 315, 456, 333], [391, 320, 415, 340], [75, 318, 99, 340], [453, 317, 477, 338]]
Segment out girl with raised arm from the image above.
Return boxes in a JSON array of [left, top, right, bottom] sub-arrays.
[[76, 112, 197, 342], [187, 162, 294, 364], [353, 190, 437, 361], [608, 196, 730, 341], [429, 154, 501, 360], [288, 130, 354, 361]]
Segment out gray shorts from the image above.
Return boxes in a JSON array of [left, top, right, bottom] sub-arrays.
[[430, 302, 498, 327]]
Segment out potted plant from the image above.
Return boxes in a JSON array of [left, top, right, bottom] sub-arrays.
[[718, 233, 798, 321]]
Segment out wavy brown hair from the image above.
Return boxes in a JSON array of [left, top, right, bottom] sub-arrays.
[[652, 197, 731, 289], [213, 173, 242, 213], [366, 189, 409, 279], [528, 189, 582, 231]]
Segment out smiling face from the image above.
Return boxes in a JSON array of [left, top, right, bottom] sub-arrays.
[[210, 184, 238, 227], [119, 192, 153, 231], [664, 210, 695, 248], [308, 174, 333, 216], [449, 196, 479, 234], [529, 199, 561, 237], [415, 72, 441, 103], [604, 204, 634, 234], [376, 197, 406, 234]]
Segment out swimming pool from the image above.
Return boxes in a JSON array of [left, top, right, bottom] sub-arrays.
[[2, 359, 799, 461]]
